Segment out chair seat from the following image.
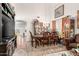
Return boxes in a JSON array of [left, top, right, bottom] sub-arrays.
[[69, 43, 77, 48]]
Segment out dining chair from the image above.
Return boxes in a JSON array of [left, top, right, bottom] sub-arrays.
[[50, 33, 55, 45], [29, 31, 34, 47], [29, 31, 40, 48], [50, 32, 59, 45], [42, 32, 49, 46]]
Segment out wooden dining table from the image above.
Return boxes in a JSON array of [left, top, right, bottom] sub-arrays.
[[32, 32, 59, 48], [33, 34, 52, 48], [33, 35, 44, 48], [33, 35, 43, 38]]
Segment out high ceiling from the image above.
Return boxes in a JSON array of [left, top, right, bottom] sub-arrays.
[[13, 3, 59, 21]]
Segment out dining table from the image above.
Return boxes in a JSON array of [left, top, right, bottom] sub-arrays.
[[33, 34, 52, 48], [33, 35, 44, 48], [32, 32, 59, 48]]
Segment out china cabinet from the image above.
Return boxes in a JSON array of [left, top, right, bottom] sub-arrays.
[[62, 16, 75, 39], [0, 3, 16, 56]]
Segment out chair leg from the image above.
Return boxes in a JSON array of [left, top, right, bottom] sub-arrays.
[[31, 40, 33, 47], [40, 40, 43, 46], [48, 39, 50, 46], [39, 40, 41, 46], [53, 39, 56, 45], [37, 40, 39, 46], [42, 40, 44, 47], [35, 39, 38, 48]]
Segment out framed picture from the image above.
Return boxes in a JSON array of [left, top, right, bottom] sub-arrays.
[[77, 10, 79, 28], [55, 5, 64, 18]]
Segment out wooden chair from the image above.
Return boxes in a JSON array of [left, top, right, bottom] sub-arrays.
[[29, 31, 34, 47], [49, 33, 55, 45], [42, 32, 50, 46], [65, 34, 79, 50], [29, 31, 40, 48], [50, 32, 59, 45]]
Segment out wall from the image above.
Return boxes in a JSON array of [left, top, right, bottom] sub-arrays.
[[14, 3, 54, 41], [14, 3, 79, 42], [51, 3, 79, 35], [56, 19, 62, 36]]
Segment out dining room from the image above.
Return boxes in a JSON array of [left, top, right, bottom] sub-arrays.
[[13, 3, 79, 56], [0, 3, 79, 56]]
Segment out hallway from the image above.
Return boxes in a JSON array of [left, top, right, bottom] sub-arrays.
[[16, 34, 27, 49]]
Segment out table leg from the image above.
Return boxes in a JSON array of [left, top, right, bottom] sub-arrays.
[[48, 38, 51, 46], [35, 39, 37, 48], [31, 40, 33, 47]]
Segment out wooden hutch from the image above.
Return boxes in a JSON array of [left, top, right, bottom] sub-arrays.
[[0, 3, 16, 56], [62, 16, 75, 39]]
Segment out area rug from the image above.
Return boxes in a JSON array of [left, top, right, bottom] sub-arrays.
[[13, 44, 68, 56], [26, 44, 67, 56], [46, 51, 74, 56]]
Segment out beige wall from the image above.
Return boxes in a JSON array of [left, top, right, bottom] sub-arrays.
[[14, 3, 79, 41], [14, 3, 56, 41], [51, 3, 79, 35]]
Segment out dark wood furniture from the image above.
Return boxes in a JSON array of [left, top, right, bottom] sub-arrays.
[[65, 34, 79, 50], [42, 32, 50, 46], [62, 16, 75, 39], [33, 35, 44, 48], [30, 31, 51, 48], [29, 31, 34, 47], [0, 3, 16, 56], [33, 32, 52, 47], [50, 32, 59, 45], [30, 31, 60, 48], [29, 31, 42, 48], [38, 32, 59, 46]]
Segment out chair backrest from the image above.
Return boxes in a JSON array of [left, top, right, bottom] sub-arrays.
[[29, 31, 33, 40], [43, 32, 48, 37], [49, 32, 53, 40], [51, 32, 59, 40]]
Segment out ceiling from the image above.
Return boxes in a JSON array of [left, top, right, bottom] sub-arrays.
[[13, 3, 59, 21]]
